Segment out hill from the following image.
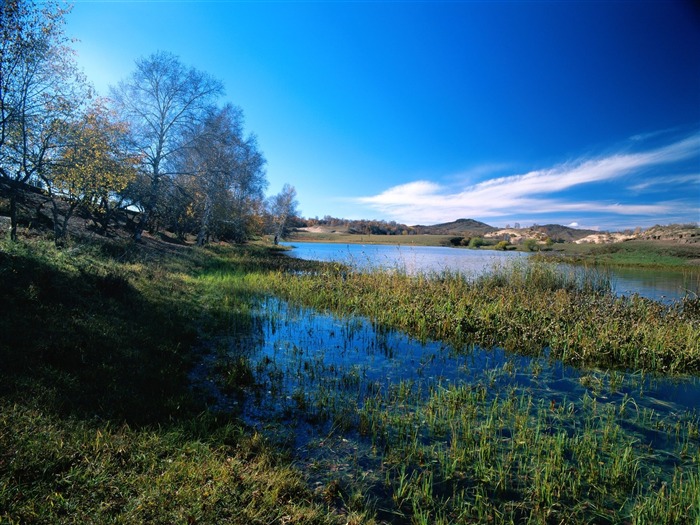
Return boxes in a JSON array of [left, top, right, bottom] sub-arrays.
[[485, 224, 600, 244], [412, 218, 497, 236]]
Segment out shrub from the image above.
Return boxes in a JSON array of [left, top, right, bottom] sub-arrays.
[[523, 238, 538, 251], [469, 237, 486, 248]]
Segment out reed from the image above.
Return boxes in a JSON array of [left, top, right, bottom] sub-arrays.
[[252, 258, 700, 374]]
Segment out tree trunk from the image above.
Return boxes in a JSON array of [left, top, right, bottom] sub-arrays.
[[9, 194, 18, 241], [49, 198, 64, 246], [134, 174, 160, 241], [196, 194, 212, 247]]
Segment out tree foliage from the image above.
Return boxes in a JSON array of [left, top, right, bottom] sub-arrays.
[[2, 9, 273, 246], [0, 0, 89, 240], [43, 99, 140, 242]]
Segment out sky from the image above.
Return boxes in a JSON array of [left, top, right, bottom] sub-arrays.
[[63, 0, 700, 230]]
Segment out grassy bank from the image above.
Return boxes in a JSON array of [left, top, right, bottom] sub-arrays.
[[0, 238, 352, 524], [287, 232, 456, 247], [543, 240, 700, 269]]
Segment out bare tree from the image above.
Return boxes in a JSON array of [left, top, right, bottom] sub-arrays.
[[175, 104, 267, 245], [181, 104, 244, 246], [268, 183, 299, 245], [0, 0, 89, 240], [226, 133, 266, 243], [110, 51, 223, 240]]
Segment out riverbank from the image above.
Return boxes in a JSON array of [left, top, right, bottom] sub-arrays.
[[288, 231, 456, 246], [2, 236, 699, 524], [288, 230, 700, 270], [543, 239, 700, 269]]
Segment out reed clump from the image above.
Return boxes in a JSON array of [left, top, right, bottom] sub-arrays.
[[255, 259, 700, 374]]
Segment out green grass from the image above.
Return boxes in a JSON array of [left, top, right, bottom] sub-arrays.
[[0, 402, 347, 525], [0, 238, 353, 524], [546, 240, 700, 269]]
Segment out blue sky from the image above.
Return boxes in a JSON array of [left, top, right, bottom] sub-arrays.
[[65, 0, 700, 230]]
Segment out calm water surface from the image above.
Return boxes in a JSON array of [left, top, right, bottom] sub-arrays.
[[282, 241, 699, 302]]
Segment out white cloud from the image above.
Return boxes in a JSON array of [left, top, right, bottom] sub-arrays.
[[628, 174, 700, 192], [356, 132, 700, 225], [567, 222, 579, 227], [629, 128, 676, 142]]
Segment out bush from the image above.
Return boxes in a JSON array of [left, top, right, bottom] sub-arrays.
[[523, 239, 539, 251], [495, 240, 510, 251], [469, 237, 486, 248]]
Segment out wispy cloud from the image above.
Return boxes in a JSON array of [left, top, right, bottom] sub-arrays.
[[629, 128, 677, 142], [356, 132, 700, 226], [627, 174, 699, 192]]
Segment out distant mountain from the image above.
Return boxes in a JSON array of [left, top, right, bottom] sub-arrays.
[[413, 218, 498, 236], [296, 216, 698, 245]]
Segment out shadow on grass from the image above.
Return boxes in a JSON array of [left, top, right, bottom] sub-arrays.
[[0, 246, 205, 426]]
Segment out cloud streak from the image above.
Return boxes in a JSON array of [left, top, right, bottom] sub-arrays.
[[356, 133, 700, 226]]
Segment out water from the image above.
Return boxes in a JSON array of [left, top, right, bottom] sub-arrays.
[[281, 241, 529, 276], [195, 298, 700, 417], [610, 265, 699, 302], [282, 241, 699, 302], [191, 297, 700, 508]]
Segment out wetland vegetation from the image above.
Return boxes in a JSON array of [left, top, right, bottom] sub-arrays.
[[2, 236, 699, 524]]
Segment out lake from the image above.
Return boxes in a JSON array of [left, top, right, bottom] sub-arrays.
[[282, 241, 699, 302]]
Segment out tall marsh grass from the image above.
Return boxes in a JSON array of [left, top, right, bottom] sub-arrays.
[[251, 258, 700, 374]]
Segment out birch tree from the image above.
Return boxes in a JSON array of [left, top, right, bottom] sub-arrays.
[[268, 183, 299, 244], [175, 104, 266, 245], [110, 51, 223, 240]]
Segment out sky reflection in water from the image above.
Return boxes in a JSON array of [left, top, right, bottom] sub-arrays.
[[191, 297, 700, 481], [282, 242, 699, 302]]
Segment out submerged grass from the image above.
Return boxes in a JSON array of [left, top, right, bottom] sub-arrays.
[[205, 249, 700, 523], [355, 378, 700, 524], [251, 258, 700, 375], [202, 292, 700, 524]]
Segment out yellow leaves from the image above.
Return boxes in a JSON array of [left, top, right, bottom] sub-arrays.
[[51, 99, 138, 209]]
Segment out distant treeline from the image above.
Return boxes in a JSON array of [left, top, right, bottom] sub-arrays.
[[299, 216, 416, 235]]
